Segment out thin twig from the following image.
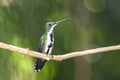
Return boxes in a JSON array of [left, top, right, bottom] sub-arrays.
[[0, 42, 120, 61]]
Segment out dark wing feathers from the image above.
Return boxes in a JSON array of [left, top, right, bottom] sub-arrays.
[[34, 43, 47, 72]]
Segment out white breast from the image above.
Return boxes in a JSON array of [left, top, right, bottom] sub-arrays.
[[44, 31, 54, 54]]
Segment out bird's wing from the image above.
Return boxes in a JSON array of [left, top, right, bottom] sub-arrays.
[[34, 34, 47, 72], [37, 34, 45, 53]]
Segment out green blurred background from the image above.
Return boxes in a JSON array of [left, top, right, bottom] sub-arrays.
[[0, 0, 120, 80]]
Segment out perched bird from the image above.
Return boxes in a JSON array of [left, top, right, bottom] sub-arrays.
[[34, 18, 70, 72]]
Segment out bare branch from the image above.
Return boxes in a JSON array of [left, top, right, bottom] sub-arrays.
[[0, 42, 120, 61], [0, 42, 51, 60]]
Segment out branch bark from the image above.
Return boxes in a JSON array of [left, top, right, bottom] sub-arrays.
[[0, 42, 120, 61]]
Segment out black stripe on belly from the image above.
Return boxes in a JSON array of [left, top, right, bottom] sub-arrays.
[[50, 33, 54, 42], [46, 43, 53, 54]]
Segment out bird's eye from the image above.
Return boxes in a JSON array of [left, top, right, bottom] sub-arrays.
[[48, 24, 52, 27]]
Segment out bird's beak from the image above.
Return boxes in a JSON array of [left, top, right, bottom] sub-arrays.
[[52, 18, 71, 29], [55, 18, 71, 24]]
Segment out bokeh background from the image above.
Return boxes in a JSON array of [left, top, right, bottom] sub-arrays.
[[0, 0, 120, 80]]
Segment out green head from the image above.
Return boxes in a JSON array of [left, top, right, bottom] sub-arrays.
[[45, 18, 71, 31]]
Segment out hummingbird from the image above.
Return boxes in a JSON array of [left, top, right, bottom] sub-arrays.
[[34, 18, 71, 72]]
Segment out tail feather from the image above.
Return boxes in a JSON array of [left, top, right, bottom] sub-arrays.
[[34, 58, 47, 72]]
